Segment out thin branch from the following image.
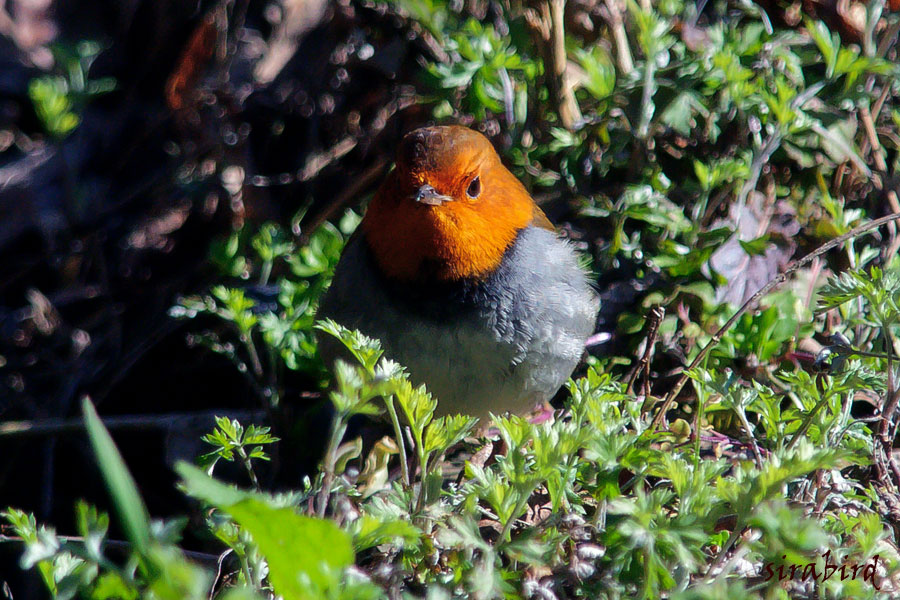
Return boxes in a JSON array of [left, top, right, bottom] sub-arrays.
[[548, 0, 581, 130], [0, 410, 265, 438], [872, 80, 892, 122], [526, 0, 582, 130], [734, 131, 782, 219], [785, 396, 830, 451], [603, 0, 634, 75], [628, 305, 664, 397], [878, 321, 900, 487], [636, 45, 656, 141], [810, 121, 872, 178], [876, 19, 900, 58], [299, 157, 389, 244], [859, 103, 887, 173], [735, 407, 764, 468]]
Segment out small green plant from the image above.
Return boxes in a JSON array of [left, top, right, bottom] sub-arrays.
[[313, 319, 478, 519], [170, 211, 359, 405], [200, 416, 279, 489], [426, 18, 541, 123], [5, 399, 212, 600], [28, 41, 116, 138]]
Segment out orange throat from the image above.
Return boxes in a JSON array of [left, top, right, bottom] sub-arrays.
[[362, 175, 537, 282]]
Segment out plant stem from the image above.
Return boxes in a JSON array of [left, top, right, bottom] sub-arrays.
[[636, 50, 656, 141], [385, 397, 410, 487], [414, 453, 429, 516], [785, 396, 829, 451], [242, 334, 264, 379], [499, 488, 534, 543], [604, 0, 633, 75], [259, 259, 273, 286], [316, 415, 347, 517], [735, 407, 763, 469], [238, 550, 254, 589], [236, 446, 260, 491], [548, 0, 580, 130]]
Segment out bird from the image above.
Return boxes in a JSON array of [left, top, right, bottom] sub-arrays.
[[317, 125, 598, 417]]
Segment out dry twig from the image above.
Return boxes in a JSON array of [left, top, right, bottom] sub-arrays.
[[525, 0, 582, 130]]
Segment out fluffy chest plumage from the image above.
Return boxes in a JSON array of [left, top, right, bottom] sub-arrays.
[[318, 226, 597, 416]]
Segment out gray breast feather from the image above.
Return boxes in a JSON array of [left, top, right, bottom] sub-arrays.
[[317, 226, 597, 416]]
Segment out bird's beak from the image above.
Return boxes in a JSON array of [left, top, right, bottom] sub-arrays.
[[414, 184, 453, 206]]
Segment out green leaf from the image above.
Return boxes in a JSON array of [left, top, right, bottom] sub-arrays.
[[660, 91, 705, 136], [228, 500, 352, 598], [177, 463, 354, 600], [806, 19, 838, 76], [352, 515, 421, 552], [89, 572, 139, 600], [575, 47, 616, 101], [81, 397, 152, 555], [178, 461, 247, 507], [424, 414, 478, 455], [738, 236, 769, 256]]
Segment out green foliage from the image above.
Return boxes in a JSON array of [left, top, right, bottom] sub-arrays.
[[405, 0, 898, 385], [814, 264, 900, 397], [5, 400, 211, 600], [82, 398, 153, 555], [28, 41, 116, 138], [574, 46, 616, 102], [200, 416, 279, 488], [11, 315, 900, 597], [393, 0, 543, 128], [426, 18, 540, 122], [178, 464, 373, 599], [170, 211, 359, 403], [819, 265, 900, 327], [29, 77, 81, 138]]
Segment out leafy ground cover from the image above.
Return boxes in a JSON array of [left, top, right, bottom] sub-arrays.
[[3, 0, 900, 598]]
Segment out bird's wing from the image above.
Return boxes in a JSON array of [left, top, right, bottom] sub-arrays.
[[531, 204, 556, 232]]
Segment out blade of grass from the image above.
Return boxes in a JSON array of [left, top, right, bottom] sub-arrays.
[[81, 396, 152, 555]]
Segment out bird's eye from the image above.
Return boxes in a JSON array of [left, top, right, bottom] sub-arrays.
[[466, 176, 481, 199]]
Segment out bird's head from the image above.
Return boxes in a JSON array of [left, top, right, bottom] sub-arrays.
[[362, 126, 549, 282]]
